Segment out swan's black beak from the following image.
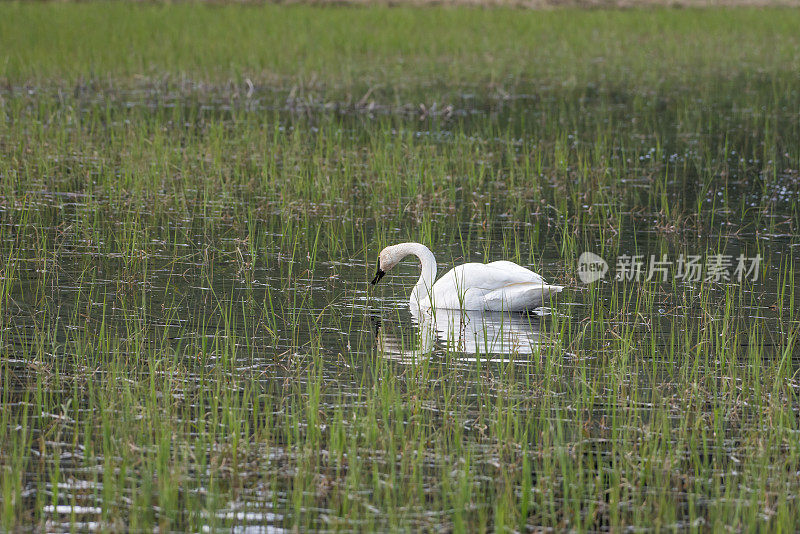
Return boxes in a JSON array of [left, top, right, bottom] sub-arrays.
[[371, 267, 385, 285]]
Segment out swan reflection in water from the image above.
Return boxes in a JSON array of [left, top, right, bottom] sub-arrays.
[[375, 306, 551, 363]]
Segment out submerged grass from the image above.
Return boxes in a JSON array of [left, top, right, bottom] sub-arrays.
[[1, 2, 799, 531]]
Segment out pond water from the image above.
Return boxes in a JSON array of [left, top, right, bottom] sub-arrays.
[[1, 86, 799, 530]]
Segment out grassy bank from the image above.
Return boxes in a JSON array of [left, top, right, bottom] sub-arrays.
[[1, 3, 799, 531], [2, 4, 800, 89]]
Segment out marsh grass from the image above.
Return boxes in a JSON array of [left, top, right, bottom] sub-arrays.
[[1, 2, 799, 531]]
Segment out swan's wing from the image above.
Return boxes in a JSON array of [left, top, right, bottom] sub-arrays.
[[483, 283, 563, 311], [485, 261, 546, 284], [444, 262, 545, 291]]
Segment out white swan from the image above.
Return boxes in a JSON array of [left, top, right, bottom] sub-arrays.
[[371, 242, 562, 311]]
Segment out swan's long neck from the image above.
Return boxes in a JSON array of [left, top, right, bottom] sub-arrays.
[[397, 243, 437, 307]]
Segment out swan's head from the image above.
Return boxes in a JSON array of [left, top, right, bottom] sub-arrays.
[[371, 245, 404, 285]]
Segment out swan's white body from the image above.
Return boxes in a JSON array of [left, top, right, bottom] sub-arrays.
[[372, 242, 562, 312]]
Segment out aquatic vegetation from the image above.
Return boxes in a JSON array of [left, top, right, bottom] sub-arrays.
[[0, 3, 798, 531]]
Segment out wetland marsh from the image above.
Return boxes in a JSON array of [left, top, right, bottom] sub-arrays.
[[1, 4, 799, 531]]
